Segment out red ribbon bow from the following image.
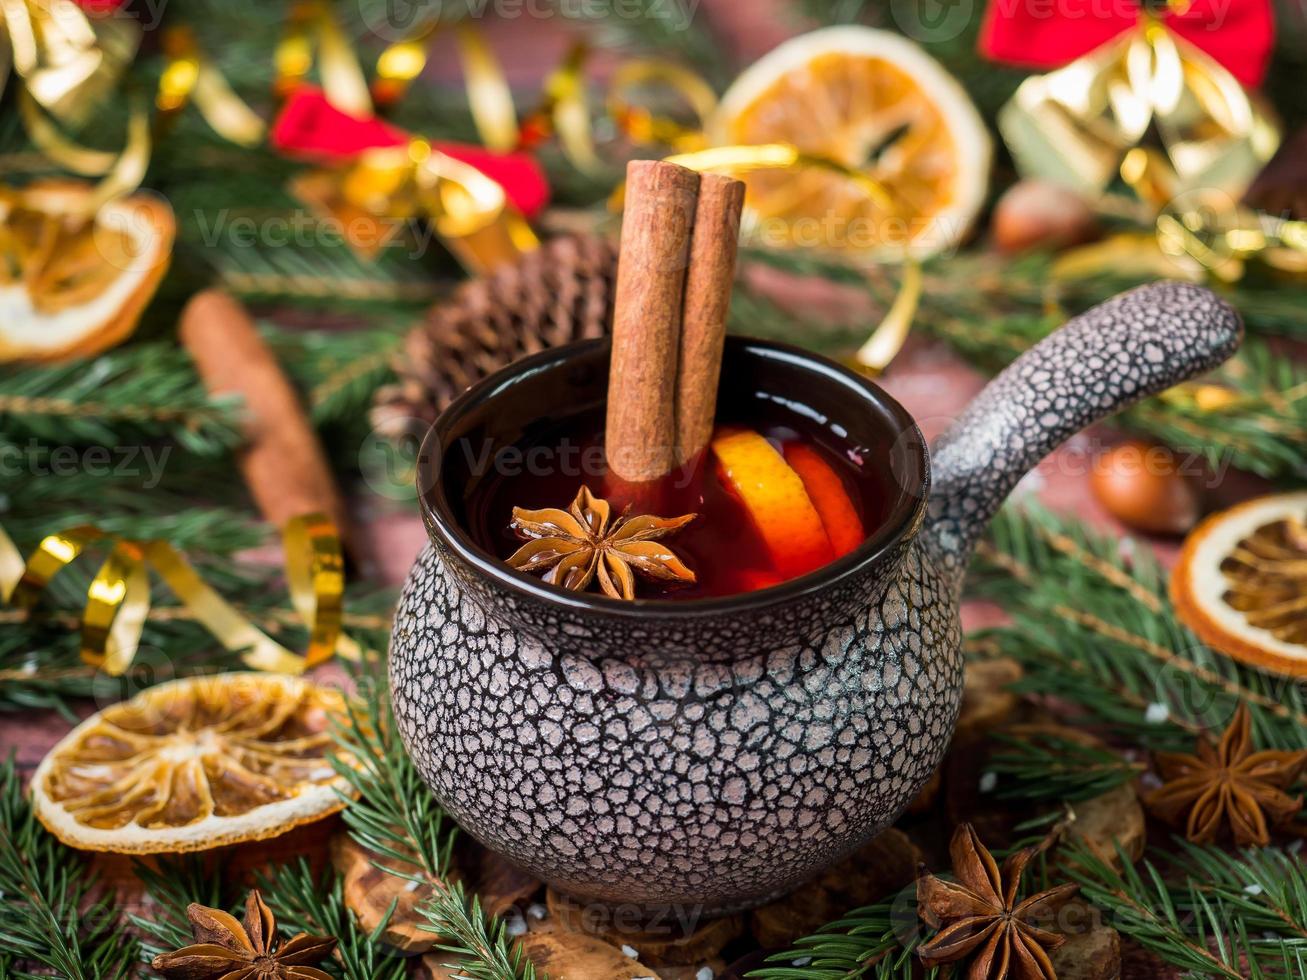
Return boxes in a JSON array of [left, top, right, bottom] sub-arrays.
[[979, 0, 1275, 88], [270, 87, 550, 220]]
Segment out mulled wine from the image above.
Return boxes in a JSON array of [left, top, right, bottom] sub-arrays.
[[461, 398, 895, 600]]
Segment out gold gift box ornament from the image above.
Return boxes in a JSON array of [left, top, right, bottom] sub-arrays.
[[984, 0, 1295, 278]]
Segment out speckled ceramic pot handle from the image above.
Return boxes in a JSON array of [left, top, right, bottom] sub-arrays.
[[923, 280, 1242, 577]]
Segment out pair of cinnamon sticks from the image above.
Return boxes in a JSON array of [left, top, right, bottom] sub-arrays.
[[606, 160, 746, 484]]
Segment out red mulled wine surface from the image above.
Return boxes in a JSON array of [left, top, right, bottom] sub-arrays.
[[462, 402, 893, 599]]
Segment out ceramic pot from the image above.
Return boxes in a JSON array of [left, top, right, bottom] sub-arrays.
[[390, 281, 1240, 914]]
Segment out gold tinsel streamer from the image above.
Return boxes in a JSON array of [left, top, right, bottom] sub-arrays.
[[157, 25, 266, 146], [0, 514, 353, 677], [1000, 15, 1279, 209], [1, 0, 147, 204]]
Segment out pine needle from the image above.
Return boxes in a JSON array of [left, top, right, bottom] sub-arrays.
[[971, 502, 1307, 751], [257, 858, 409, 980], [0, 755, 138, 979], [331, 662, 536, 980], [1064, 841, 1307, 978], [988, 731, 1145, 803], [747, 899, 932, 980]]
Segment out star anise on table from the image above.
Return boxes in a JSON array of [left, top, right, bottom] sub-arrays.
[[506, 485, 696, 600], [152, 890, 337, 980], [1144, 702, 1307, 847], [917, 823, 1079, 980]]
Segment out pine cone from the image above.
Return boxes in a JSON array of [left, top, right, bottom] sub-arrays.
[[371, 234, 617, 441]]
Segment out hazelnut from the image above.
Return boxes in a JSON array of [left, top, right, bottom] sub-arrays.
[[1089, 440, 1202, 535], [993, 179, 1099, 254]]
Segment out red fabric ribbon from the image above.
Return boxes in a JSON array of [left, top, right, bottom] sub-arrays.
[[270, 88, 550, 220], [74, 0, 128, 11], [979, 0, 1275, 88]]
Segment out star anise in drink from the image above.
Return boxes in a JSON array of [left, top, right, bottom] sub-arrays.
[[1144, 702, 1307, 847], [917, 823, 1078, 980], [153, 890, 336, 980], [506, 485, 696, 600]]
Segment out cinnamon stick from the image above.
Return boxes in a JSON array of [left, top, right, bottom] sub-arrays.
[[179, 289, 355, 558], [605, 160, 700, 484], [675, 173, 745, 466]]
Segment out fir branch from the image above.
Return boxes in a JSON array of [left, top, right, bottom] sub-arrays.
[[1064, 842, 1307, 978], [971, 503, 1307, 751], [988, 731, 1145, 803], [0, 344, 240, 455], [331, 663, 539, 980], [1166, 841, 1307, 943], [747, 900, 931, 980], [264, 325, 404, 426], [256, 858, 409, 980], [422, 882, 541, 980], [331, 668, 457, 880], [130, 855, 235, 962], [0, 755, 138, 980]]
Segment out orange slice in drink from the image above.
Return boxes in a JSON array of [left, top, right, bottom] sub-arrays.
[[783, 443, 865, 557], [710, 27, 990, 261], [711, 428, 833, 578]]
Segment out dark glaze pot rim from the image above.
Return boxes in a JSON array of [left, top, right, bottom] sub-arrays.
[[417, 335, 930, 621]]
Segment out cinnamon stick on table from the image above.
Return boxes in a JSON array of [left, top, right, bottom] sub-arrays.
[[606, 160, 701, 484], [179, 289, 357, 561], [675, 173, 746, 467]]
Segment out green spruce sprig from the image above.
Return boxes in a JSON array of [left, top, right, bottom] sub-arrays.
[[988, 731, 1145, 803], [256, 858, 409, 980], [331, 663, 539, 980], [0, 343, 240, 456], [130, 855, 235, 962], [1064, 841, 1307, 979], [0, 755, 139, 979], [747, 899, 933, 980], [970, 503, 1307, 752]]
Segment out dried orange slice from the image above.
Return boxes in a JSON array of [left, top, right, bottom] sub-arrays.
[[710, 26, 990, 260], [31, 673, 351, 853], [0, 181, 174, 363], [712, 428, 833, 578], [1171, 493, 1307, 677]]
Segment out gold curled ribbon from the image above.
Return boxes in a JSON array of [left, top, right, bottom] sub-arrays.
[[15, 93, 150, 216], [607, 59, 718, 153], [1154, 189, 1307, 280], [275, 0, 371, 116], [452, 23, 518, 152], [371, 22, 518, 151], [1054, 186, 1307, 284], [3, 0, 148, 206], [1, 0, 139, 124], [157, 26, 265, 147], [0, 514, 351, 677], [665, 145, 912, 372], [290, 137, 539, 275], [999, 16, 1280, 210], [516, 40, 599, 172]]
